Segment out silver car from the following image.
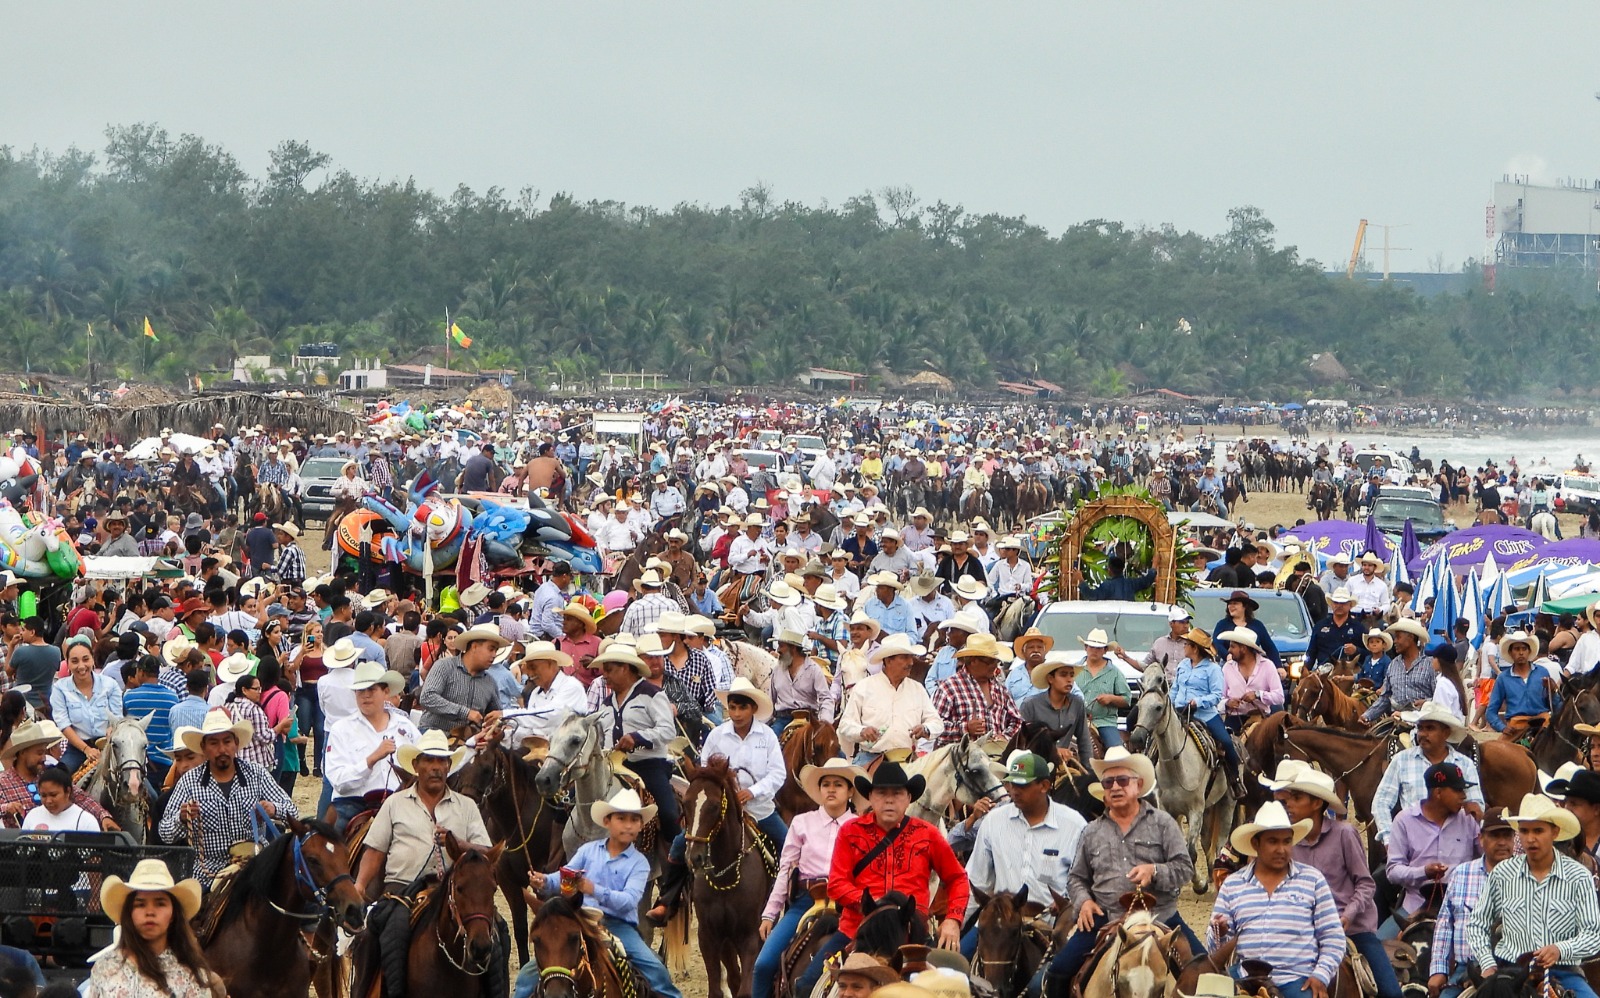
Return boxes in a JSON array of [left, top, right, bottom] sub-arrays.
[[299, 456, 348, 521]]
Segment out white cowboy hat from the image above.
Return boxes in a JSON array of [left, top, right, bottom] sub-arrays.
[[1030, 650, 1080, 689], [591, 787, 658, 825], [766, 581, 803, 607], [1327, 587, 1354, 604], [457, 624, 512, 651], [865, 571, 903, 591], [0, 719, 63, 763], [868, 633, 926, 664], [1216, 627, 1264, 656], [271, 522, 300, 539], [847, 611, 882, 639], [1361, 628, 1393, 653], [179, 708, 254, 754], [1091, 747, 1157, 795], [1258, 759, 1346, 815], [217, 653, 255, 685], [1499, 629, 1541, 660], [1328, 552, 1353, 567], [947, 531, 971, 544], [1230, 800, 1314, 857], [812, 585, 847, 612], [952, 578, 988, 601], [685, 615, 717, 638], [161, 636, 196, 669], [1079, 628, 1111, 650], [799, 758, 869, 805], [635, 633, 667, 656], [938, 610, 984, 635], [633, 568, 667, 592], [349, 660, 406, 694], [323, 637, 364, 669], [654, 611, 689, 634], [911, 507, 932, 520], [594, 644, 651, 679], [168, 727, 200, 756], [396, 729, 469, 775], [361, 589, 392, 609], [717, 677, 774, 722], [1399, 702, 1470, 740], [996, 535, 1023, 551], [521, 641, 574, 671], [1542, 761, 1584, 799], [459, 582, 492, 607], [1506, 792, 1581, 842], [100, 858, 203, 924], [1387, 618, 1428, 643]]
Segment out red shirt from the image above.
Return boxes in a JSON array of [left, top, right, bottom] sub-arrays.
[[828, 812, 969, 938], [65, 606, 100, 638]]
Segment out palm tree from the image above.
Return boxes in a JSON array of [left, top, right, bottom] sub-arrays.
[[201, 305, 269, 373]]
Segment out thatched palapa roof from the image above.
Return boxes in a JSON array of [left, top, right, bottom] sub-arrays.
[[0, 391, 361, 441]]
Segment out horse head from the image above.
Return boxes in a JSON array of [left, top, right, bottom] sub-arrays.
[[1111, 911, 1180, 998], [972, 886, 1031, 994], [528, 895, 599, 998], [682, 756, 744, 873], [855, 890, 925, 958], [286, 817, 366, 933], [1127, 667, 1171, 755], [442, 833, 507, 969], [535, 711, 601, 797], [951, 735, 1007, 807], [103, 712, 152, 804]]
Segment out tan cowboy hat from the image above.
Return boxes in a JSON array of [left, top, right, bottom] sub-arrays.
[[633, 568, 667, 592], [1586, 598, 1600, 629], [101, 858, 203, 924], [1400, 702, 1470, 741], [457, 624, 512, 652], [396, 729, 469, 775], [1216, 627, 1264, 656], [217, 653, 255, 685], [865, 571, 903, 591], [1361, 628, 1393, 653], [361, 589, 393, 609], [594, 644, 650, 679], [161, 636, 196, 669], [743, 513, 765, 528], [799, 758, 869, 805], [1091, 747, 1158, 795], [1327, 586, 1354, 605], [1184, 974, 1240, 998], [1387, 618, 1428, 643], [717, 677, 774, 722], [1230, 800, 1314, 857], [952, 577, 988, 601], [1180, 628, 1217, 660], [592, 787, 658, 825], [685, 615, 717, 638], [323, 636, 364, 669], [521, 641, 574, 671], [835, 953, 902, 989], [1012, 626, 1055, 656], [0, 719, 63, 763], [179, 708, 254, 754], [996, 535, 1024, 551], [1030, 649, 1080, 689], [905, 573, 941, 598], [812, 584, 847, 612], [910, 506, 932, 520], [1079, 627, 1111, 650], [1258, 759, 1345, 816], [271, 522, 300, 539], [349, 660, 406, 694], [560, 602, 599, 635], [847, 611, 882, 639], [1499, 629, 1541, 660], [955, 633, 1006, 661], [1506, 792, 1581, 841], [868, 633, 926, 664]]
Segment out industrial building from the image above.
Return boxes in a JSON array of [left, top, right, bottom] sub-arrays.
[[1493, 177, 1600, 271]]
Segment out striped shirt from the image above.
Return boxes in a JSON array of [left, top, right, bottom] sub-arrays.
[[1209, 861, 1346, 986], [1467, 853, 1600, 969], [122, 682, 179, 766], [1371, 746, 1485, 843], [1431, 857, 1490, 977]]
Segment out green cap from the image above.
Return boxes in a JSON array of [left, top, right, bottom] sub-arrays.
[[1003, 752, 1052, 785]]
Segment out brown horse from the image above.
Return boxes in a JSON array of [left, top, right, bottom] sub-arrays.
[[199, 819, 366, 998], [452, 730, 564, 967], [969, 886, 1060, 998], [351, 836, 507, 998], [1288, 671, 1369, 732], [1015, 474, 1051, 530], [528, 895, 650, 998], [680, 757, 776, 998], [774, 712, 842, 824]]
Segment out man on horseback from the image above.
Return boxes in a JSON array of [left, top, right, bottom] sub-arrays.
[[1361, 620, 1436, 725], [1371, 704, 1485, 845], [794, 762, 970, 998], [1484, 631, 1560, 735], [1210, 801, 1347, 998], [837, 634, 942, 765], [1386, 762, 1481, 927], [324, 662, 418, 831]]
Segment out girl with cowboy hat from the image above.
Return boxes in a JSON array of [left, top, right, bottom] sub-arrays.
[[1169, 629, 1247, 799], [88, 858, 219, 997]]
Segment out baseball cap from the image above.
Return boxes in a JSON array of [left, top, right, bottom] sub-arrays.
[[1480, 807, 1513, 835], [1002, 752, 1053, 785], [1424, 762, 1473, 793]]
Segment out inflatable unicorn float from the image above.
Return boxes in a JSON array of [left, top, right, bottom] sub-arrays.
[[334, 472, 602, 577]]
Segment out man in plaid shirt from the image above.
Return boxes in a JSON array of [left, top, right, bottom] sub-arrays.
[[0, 720, 116, 830], [930, 633, 1021, 746], [271, 523, 307, 586], [1429, 808, 1516, 998]]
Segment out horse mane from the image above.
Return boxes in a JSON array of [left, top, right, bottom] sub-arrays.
[[222, 821, 339, 920], [1289, 724, 1380, 744], [856, 891, 927, 955], [690, 755, 742, 802]]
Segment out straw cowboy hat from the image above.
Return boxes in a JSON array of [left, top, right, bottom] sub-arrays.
[[847, 611, 882, 639], [1215, 627, 1264, 656], [272, 522, 300, 539], [180, 708, 254, 754], [593, 644, 650, 679], [800, 758, 869, 805], [834, 953, 901, 989], [1091, 746, 1158, 794], [217, 653, 255, 685], [1506, 792, 1581, 842], [1183, 974, 1240, 998], [869, 633, 926, 665], [1361, 628, 1393, 653], [1327, 587, 1354, 605], [865, 571, 903, 591], [633, 568, 667, 592], [459, 583, 492, 607], [1012, 627, 1055, 656], [717, 677, 774, 722], [812, 584, 847, 612], [655, 611, 690, 634], [1079, 628, 1111, 650], [1400, 702, 1470, 741], [1229, 800, 1314, 857], [457, 624, 512, 651], [938, 610, 984, 636], [161, 636, 196, 670], [396, 729, 469, 776], [100, 858, 203, 924], [1180, 628, 1217, 660], [323, 637, 364, 669], [592, 787, 658, 826], [766, 581, 803, 607], [349, 660, 406, 694], [1030, 649, 1080, 689], [1258, 759, 1345, 816], [560, 601, 599, 635], [1, 719, 63, 763], [951, 578, 988, 601], [905, 573, 941, 598], [1499, 629, 1541, 660], [1586, 598, 1600, 629], [521, 641, 574, 671], [955, 633, 1007, 661], [635, 633, 667, 657]]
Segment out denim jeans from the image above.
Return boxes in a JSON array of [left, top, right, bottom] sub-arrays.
[[628, 758, 682, 846], [1095, 725, 1123, 750], [607, 916, 682, 998], [1198, 713, 1239, 766], [330, 796, 368, 834], [753, 896, 810, 998], [1349, 931, 1402, 998], [295, 685, 325, 773], [794, 930, 850, 998]]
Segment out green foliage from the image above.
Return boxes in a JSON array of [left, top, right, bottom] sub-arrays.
[[1043, 486, 1201, 605], [0, 124, 1597, 394]]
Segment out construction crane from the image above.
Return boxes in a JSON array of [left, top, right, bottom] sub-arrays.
[[1346, 219, 1368, 279]]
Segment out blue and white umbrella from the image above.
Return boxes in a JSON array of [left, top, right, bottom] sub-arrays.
[[1483, 571, 1513, 620], [1427, 558, 1461, 646], [1459, 569, 1485, 650], [1389, 545, 1411, 590]]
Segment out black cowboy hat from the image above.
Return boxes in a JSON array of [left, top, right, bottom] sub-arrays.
[[854, 761, 926, 800], [1549, 768, 1600, 805]]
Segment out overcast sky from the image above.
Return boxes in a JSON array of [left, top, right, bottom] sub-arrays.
[[6, 3, 1599, 270]]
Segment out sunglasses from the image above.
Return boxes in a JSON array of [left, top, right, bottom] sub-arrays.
[[1102, 775, 1138, 789]]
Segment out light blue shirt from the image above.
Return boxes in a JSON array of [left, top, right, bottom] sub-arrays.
[[924, 646, 959, 692], [540, 838, 651, 924], [1170, 657, 1225, 722], [50, 673, 124, 740], [350, 632, 388, 665], [486, 663, 523, 712], [169, 695, 211, 734], [863, 595, 916, 638]]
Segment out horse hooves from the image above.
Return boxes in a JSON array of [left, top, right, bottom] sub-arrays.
[[1193, 882, 1209, 896]]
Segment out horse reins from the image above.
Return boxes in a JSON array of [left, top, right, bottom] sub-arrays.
[[683, 787, 752, 889], [438, 859, 500, 976], [538, 940, 598, 998]]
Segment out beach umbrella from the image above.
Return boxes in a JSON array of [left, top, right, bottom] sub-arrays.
[[1409, 524, 1549, 575], [1484, 570, 1513, 620], [1282, 520, 1397, 566], [1459, 569, 1485, 650], [1554, 575, 1600, 600], [1528, 572, 1553, 613], [1364, 514, 1384, 559], [1427, 561, 1461, 646], [1411, 555, 1438, 614], [1480, 553, 1501, 592], [1400, 518, 1422, 567], [1529, 537, 1600, 566], [1388, 545, 1411, 589]]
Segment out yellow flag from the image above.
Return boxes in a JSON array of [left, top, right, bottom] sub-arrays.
[[143, 317, 159, 342]]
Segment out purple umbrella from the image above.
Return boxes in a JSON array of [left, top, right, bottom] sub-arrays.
[[1400, 518, 1422, 567], [1365, 514, 1384, 560], [1531, 537, 1600, 567], [1410, 524, 1549, 574], [1282, 521, 1397, 564]]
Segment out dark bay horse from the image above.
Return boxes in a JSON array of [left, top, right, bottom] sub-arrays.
[[528, 895, 649, 998], [680, 757, 775, 998], [774, 713, 842, 824], [1288, 671, 1369, 731], [969, 886, 1060, 998], [1002, 720, 1102, 818], [199, 819, 366, 998], [453, 729, 563, 967]]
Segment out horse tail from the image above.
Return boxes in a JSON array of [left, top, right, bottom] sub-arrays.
[[662, 902, 693, 974]]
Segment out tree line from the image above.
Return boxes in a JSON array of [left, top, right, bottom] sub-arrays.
[[0, 123, 1595, 400]]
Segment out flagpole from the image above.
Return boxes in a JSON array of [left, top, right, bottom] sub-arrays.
[[445, 306, 451, 373]]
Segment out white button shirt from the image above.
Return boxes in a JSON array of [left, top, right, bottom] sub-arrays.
[[1346, 573, 1392, 614], [699, 721, 786, 820], [836, 672, 944, 757], [988, 558, 1034, 597], [325, 707, 422, 798], [728, 535, 771, 575], [507, 671, 589, 744]]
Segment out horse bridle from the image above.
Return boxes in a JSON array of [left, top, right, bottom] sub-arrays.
[[439, 856, 500, 976], [537, 938, 599, 998], [1291, 672, 1327, 721], [550, 721, 599, 791], [266, 830, 357, 928], [683, 783, 752, 888], [952, 737, 1006, 803]]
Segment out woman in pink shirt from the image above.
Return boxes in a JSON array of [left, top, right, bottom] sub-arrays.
[[753, 759, 863, 998], [1218, 626, 1283, 733]]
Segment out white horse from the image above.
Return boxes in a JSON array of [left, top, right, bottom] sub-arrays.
[[1080, 909, 1181, 998], [82, 713, 153, 843], [1126, 664, 1235, 895], [533, 710, 622, 856], [1531, 510, 1559, 540], [902, 735, 1007, 824]]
